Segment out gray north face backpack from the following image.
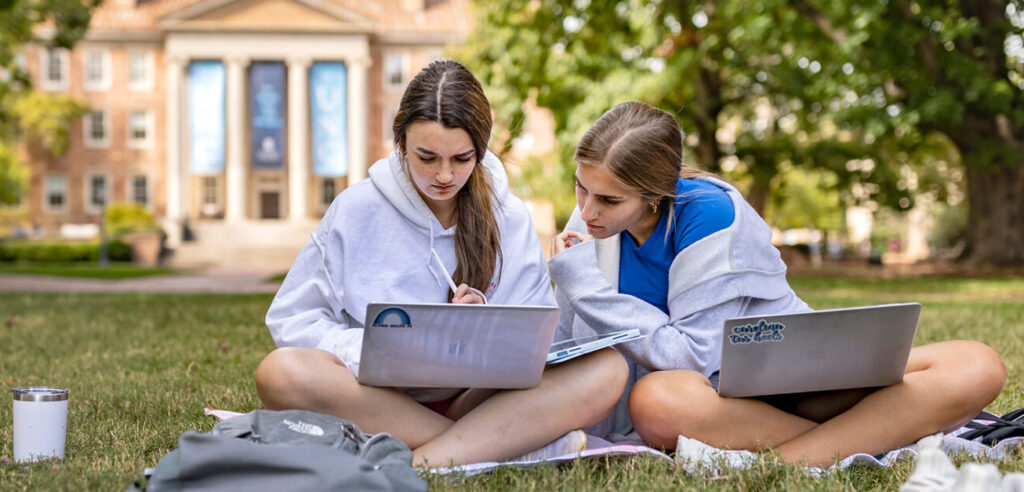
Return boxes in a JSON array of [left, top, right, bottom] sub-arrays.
[[131, 409, 426, 492]]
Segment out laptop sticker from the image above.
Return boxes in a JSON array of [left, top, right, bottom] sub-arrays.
[[728, 320, 785, 344], [372, 307, 412, 328]]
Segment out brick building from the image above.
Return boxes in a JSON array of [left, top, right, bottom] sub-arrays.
[[18, 0, 482, 269]]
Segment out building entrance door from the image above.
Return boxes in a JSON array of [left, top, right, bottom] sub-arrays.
[[260, 191, 280, 219]]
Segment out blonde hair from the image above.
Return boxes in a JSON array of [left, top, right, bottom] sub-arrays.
[[575, 101, 714, 227], [393, 60, 501, 300]]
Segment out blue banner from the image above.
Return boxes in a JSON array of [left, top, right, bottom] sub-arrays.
[[188, 61, 225, 175], [250, 62, 285, 169], [310, 62, 348, 177]]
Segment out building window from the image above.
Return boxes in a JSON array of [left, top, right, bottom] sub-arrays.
[[41, 48, 69, 91], [321, 179, 336, 207], [129, 51, 153, 91], [84, 111, 109, 148], [86, 174, 108, 212], [132, 175, 148, 207], [202, 177, 218, 205], [384, 53, 409, 92], [128, 110, 151, 147], [83, 49, 110, 91], [44, 175, 67, 212]]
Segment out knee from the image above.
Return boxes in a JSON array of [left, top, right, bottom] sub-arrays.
[[629, 371, 715, 448], [925, 340, 1006, 413], [254, 347, 322, 409], [949, 341, 1006, 405]]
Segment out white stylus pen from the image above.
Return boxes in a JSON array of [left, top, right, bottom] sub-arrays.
[[430, 248, 459, 296]]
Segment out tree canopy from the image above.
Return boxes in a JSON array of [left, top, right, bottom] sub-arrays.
[[0, 0, 98, 205], [459, 0, 1024, 264]]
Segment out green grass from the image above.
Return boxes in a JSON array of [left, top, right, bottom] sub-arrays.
[[0, 262, 175, 279], [0, 277, 1022, 490]]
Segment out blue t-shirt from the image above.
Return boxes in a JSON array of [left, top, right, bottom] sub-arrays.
[[618, 178, 735, 314]]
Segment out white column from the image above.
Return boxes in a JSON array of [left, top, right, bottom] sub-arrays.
[[287, 57, 311, 222], [163, 55, 186, 246], [347, 57, 370, 183], [225, 55, 248, 221]]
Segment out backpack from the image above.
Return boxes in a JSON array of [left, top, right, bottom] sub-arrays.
[[130, 409, 426, 492]]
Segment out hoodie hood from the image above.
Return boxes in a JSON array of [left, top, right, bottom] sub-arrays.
[[368, 148, 510, 235]]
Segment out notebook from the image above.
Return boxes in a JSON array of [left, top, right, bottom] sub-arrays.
[[717, 303, 921, 398]]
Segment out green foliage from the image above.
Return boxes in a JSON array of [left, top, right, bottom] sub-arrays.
[[0, 239, 131, 263], [0, 0, 100, 205], [104, 203, 163, 238], [462, 1, 1024, 262], [0, 142, 27, 204], [11, 91, 89, 156], [762, 166, 844, 231]]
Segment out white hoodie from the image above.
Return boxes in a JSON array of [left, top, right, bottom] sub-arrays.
[[265, 149, 556, 402]]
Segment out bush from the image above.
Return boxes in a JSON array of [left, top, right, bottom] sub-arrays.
[[105, 203, 163, 238], [0, 240, 131, 263]]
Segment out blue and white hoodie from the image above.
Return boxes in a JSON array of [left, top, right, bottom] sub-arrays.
[[266, 149, 556, 402], [548, 176, 811, 440]]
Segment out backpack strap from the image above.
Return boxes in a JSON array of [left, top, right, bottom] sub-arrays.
[[958, 409, 1024, 445]]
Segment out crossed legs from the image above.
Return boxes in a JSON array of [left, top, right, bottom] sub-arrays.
[[255, 346, 628, 466], [629, 340, 1006, 467]]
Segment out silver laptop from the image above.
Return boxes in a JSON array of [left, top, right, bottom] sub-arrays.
[[358, 302, 560, 389], [717, 303, 921, 398]]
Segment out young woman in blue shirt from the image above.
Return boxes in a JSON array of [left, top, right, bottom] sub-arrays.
[[549, 101, 1005, 466]]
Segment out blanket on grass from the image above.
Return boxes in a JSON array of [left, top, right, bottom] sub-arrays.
[[203, 408, 1024, 477]]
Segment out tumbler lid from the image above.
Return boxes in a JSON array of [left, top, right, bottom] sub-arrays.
[[11, 387, 68, 402]]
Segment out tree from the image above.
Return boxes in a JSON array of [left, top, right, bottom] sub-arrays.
[[457, 0, 911, 228], [0, 0, 98, 205], [461, 0, 1024, 264], [795, 0, 1024, 264]]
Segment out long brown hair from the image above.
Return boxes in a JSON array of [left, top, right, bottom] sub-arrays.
[[393, 60, 501, 299], [574, 101, 715, 227]]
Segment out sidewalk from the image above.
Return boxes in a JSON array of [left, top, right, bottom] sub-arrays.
[[0, 269, 283, 294]]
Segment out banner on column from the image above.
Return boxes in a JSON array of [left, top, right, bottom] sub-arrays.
[[188, 61, 226, 175], [310, 62, 348, 177], [250, 62, 285, 169]]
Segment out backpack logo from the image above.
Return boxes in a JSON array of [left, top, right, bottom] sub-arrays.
[[728, 320, 785, 345], [283, 419, 325, 436], [371, 307, 412, 328]]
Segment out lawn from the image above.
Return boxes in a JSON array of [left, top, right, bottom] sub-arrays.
[[0, 276, 1022, 490]]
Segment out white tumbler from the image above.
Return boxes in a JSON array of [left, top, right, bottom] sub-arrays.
[[11, 387, 69, 463]]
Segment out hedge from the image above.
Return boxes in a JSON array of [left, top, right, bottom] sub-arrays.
[[0, 240, 131, 263]]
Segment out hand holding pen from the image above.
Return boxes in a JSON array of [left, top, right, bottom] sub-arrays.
[[431, 249, 486, 304], [550, 231, 593, 257]]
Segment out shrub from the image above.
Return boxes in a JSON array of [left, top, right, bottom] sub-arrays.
[[105, 203, 163, 238], [0, 240, 131, 263]]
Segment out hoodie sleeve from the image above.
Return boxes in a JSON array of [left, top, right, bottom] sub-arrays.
[[549, 240, 746, 373], [265, 211, 364, 374]]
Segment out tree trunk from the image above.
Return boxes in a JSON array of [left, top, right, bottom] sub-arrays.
[[963, 152, 1024, 265]]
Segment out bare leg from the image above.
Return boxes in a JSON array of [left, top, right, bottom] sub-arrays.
[[629, 340, 1006, 467], [255, 347, 454, 448], [257, 346, 629, 466], [412, 347, 628, 466], [629, 370, 818, 450], [774, 340, 1005, 465]]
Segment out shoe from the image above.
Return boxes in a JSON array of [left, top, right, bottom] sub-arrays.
[[899, 447, 960, 492], [508, 429, 587, 462], [952, 463, 1002, 492], [674, 435, 756, 476]]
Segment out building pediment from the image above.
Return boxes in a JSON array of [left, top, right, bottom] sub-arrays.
[[158, 0, 374, 33]]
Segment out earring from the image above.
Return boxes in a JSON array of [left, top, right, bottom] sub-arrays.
[[650, 202, 659, 214]]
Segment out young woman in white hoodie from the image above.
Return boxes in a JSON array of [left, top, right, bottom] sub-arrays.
[[549, 101, 1006, 467], [255, 60, 627, 466]]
